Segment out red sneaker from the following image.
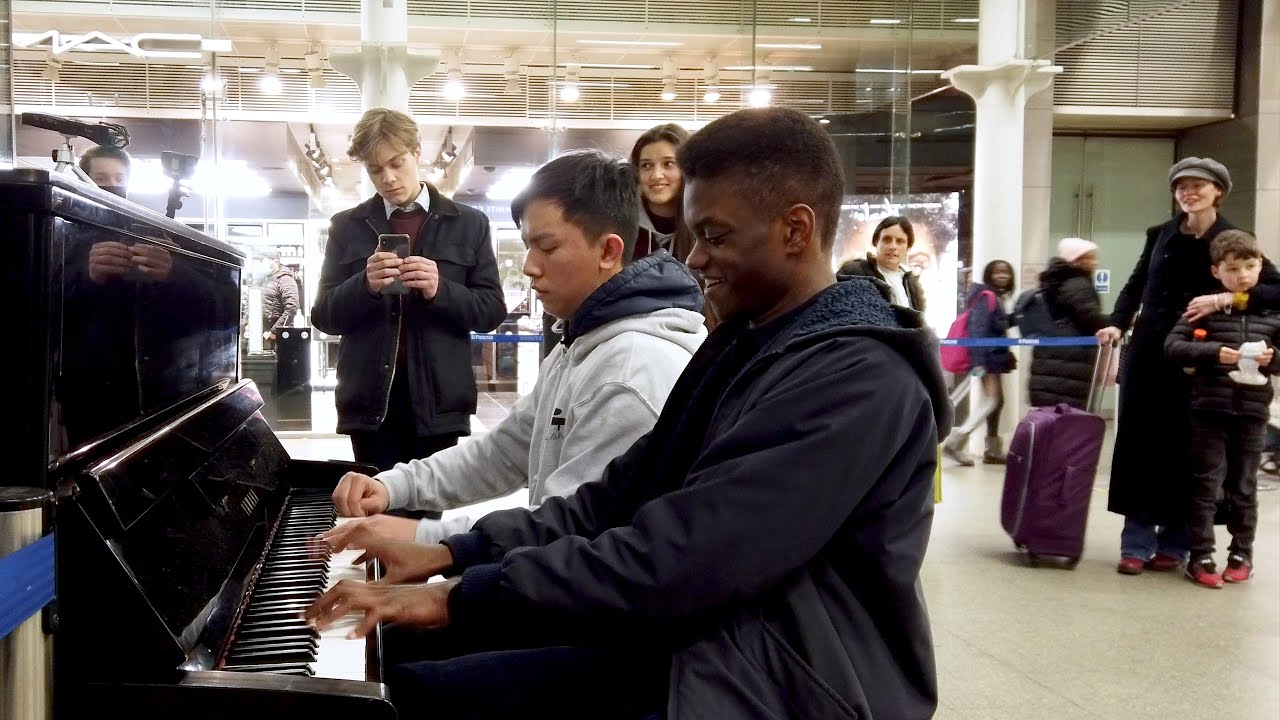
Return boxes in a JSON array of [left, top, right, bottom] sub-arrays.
[[1116, 557, 1145, 575], [1222, 554, 1253, 583], [1186, 558, 1224, 588], [1145, 553, 1183, 571]]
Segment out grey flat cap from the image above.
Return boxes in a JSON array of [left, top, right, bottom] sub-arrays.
[[1168, 156, 1232, 194]]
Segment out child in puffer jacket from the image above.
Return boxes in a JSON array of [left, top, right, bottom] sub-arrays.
[[1165, 229, 1280, 588]]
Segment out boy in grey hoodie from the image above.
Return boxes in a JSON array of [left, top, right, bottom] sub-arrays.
[[322, 150, 707, 547]]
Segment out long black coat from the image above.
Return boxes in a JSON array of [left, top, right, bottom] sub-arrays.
[[1107, 213, 1280, 523], [1028, 258, 1108, 408]]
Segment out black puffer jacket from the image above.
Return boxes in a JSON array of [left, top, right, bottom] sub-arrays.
[[1164, 308, 1280, 421], [1028, 258, 1108, 408]]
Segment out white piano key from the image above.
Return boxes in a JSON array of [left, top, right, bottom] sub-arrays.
[[309, 518, 372, 681]]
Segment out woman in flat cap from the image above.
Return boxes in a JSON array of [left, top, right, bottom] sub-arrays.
[[1097, 157, 1280, 577]]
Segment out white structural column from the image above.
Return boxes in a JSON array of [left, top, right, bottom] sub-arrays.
[[329, 0, 438, 113], [942, 0, 1061, 450], [1259, 0, 1280, 257], [943, 0, 1061, 278]]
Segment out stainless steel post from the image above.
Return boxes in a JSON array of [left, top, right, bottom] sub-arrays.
[[0, 487, 54, 720]]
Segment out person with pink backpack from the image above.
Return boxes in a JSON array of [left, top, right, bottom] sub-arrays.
[[943, 260, 1017, 465]]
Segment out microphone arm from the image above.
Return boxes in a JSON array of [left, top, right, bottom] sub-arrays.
[[20, 112, 130, 149]]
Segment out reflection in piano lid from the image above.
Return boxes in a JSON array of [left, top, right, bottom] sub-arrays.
[[0, 172, 396, 717], [55, 380, 394, 718]]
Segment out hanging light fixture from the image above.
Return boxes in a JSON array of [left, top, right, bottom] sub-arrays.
[[702, 60, 720, 104], [503, 52, 520, 96], [659, 57, 677, 102], [442, 49, 465, 101], [260, 43, 282, 95], [304, 45, 325, 89]]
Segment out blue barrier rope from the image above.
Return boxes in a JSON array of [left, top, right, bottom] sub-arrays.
[[470, 334, 544, 343], [0, 533, 54, 641], [940, 336, 1102, 347]]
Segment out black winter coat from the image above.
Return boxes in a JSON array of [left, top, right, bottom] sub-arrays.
[[1028, 258, 1108, 408], [838, 253, 927, 311], [1106, 213, 1280, 522], [1165, 308, 1280, 422], [310, 187, 507, 436], [444, 278, 952, 720]]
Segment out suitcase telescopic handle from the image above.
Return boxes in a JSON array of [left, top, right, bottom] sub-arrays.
[[1086, 338, 1120, 414]]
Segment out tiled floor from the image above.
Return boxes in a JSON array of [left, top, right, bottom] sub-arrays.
[[279, 415, 1280, 720]]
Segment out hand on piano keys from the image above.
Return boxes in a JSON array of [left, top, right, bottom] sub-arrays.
[[318, 513, 419, 549], [303, 573, 459, 640]]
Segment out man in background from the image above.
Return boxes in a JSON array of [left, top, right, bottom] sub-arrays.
[[262, 252, 300, 346], [79, 145, 131, 198]]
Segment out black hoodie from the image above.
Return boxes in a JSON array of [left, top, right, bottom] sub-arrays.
[[444, 275, 951, 719]]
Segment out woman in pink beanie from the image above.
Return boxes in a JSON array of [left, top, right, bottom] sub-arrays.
[[1027, 238, 1108, 409]]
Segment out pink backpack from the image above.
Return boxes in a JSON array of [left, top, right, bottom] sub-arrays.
[[940, 290, 996, 374]]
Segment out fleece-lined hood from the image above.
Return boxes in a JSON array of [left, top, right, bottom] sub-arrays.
[[561, 250, 704, 346], [766, 276, 952, 435]]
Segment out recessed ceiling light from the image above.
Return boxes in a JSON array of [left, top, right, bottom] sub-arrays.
[[818, 117, 831, 124], [577, 39, 683, 46], [756, 43, 822, 50], [869, 18, 902, 24]]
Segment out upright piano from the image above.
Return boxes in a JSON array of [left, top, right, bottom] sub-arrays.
[[1, 170, 395, 718]]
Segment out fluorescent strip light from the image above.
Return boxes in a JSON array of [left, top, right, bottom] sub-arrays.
[[724, 65, 812, 71], [559, 62, 658, 69], [756, 43, 822, 49], [952, 18, 980, 23], [577, 39, 683, 46], [788, 16, 812, 23], [201, 38, 233, 52], [869, 19, 902, 25]]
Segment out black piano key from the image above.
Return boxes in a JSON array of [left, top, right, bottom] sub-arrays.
[[231, 635, 318, 651], [222, 662, 315, 676]]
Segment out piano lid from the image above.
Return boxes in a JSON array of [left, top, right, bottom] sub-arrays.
[[0, 169, 245, 491], [60, 380, 292, 674]]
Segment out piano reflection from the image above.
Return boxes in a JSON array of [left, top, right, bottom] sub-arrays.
[[0, 170, 394, 718]]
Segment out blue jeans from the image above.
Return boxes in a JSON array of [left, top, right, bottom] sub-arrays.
[[1120, 517, 1189, 561]]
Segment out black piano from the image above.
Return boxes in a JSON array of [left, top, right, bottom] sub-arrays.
[[1, 169, 394, 718]]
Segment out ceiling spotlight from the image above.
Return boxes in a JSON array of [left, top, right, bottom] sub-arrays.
[[201, 73, 225, 95], [748, 86, 771, 107], [661, 79, 677, 102], [659, 57, 677, 101], [260, 44, 282, 95], [702, 87, 720, 104], [43, 55, 62, 82], [442, 49, 465, 101], [305, 46, 325, 89], [503, 53, 520, 96], [560, 69, 580, 103], [702, 60, 720, 104]]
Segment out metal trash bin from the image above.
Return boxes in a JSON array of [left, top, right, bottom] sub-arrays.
[[0, 486, 54, 720]]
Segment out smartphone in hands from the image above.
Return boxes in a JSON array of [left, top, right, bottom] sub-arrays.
[[377, 233, 411, 295]]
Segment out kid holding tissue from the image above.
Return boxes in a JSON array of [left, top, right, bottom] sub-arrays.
[[1166, 229, 1280, 588]]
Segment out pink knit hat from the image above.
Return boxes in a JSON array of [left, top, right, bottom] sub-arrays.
[[1057, 237, 1098, 263]]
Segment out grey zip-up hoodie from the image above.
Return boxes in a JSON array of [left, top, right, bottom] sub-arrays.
[[377, 252, 707, 543]]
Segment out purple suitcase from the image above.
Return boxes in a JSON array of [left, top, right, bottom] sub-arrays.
[[1000, 342, 1114, 566]]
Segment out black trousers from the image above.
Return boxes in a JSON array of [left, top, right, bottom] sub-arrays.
[[349, 372, 460, 519], [381, 622, 668, 720], [1188, 412, 1263, 561]]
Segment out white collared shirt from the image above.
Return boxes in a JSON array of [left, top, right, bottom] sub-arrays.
[[383, 182, 428, 219]]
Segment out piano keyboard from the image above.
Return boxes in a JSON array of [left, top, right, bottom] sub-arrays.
[[222, 493, 370, 680]]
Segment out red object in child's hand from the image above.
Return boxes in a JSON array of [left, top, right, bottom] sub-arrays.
[[1193, 328, 1207, 340]]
